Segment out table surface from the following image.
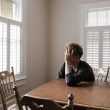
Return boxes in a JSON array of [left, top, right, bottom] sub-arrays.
[[26, 79, 110, 110]]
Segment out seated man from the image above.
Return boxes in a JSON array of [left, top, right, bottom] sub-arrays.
[[58, 43, 95, 86]]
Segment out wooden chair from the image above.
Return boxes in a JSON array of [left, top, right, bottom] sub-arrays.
[[0, 67, 23, 110], [22, 93, 74, 110], [105, 67, 110, 82], [92, 68, 109, 82]]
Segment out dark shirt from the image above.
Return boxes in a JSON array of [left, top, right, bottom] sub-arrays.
[[58, 60, 95, 86]]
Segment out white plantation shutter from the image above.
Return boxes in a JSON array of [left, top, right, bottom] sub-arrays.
[[102, 30, 110, 68], [10, 25, 20, 74], [0, 22, 21, 74], [85, 29, 99, 68], [0, 0, 22, 74], [0, 22, 7, 71], [84, 4, 110, 68], [85, 27, 110, 68]]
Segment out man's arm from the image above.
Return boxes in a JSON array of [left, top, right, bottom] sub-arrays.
[[64, 48, 73, 75], [57, 63, 65, 78], [65, 68, 90, 86], [65, 63, 72, 74]]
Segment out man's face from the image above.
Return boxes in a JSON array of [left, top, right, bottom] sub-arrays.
[[65, 47, 80, 65], [70, 53, 79, 65]]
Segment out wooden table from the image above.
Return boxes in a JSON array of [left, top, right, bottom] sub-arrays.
[[25, 79, 110, 110]]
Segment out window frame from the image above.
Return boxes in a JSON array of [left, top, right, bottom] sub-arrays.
[[0, 0, 27, 80], [80, 1, 110, 68]]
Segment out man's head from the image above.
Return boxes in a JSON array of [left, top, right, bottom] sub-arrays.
[[65, 43, 83, 58]]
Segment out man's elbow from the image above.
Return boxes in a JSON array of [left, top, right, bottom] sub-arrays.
[[66, 80, 77, 87]]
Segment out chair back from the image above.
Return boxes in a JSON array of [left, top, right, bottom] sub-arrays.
[[105, 67, 110, 82], [0, 67, 23, 110], [22, 93, 74, 110], [92, 68, 109, 82]]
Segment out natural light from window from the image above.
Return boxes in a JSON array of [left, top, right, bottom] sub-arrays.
[[87, 8, 110, 26], [0, 0, 22, 74], [82, 2, 110, 68]]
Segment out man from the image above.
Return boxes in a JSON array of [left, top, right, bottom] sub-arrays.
[[58, 43, 95, 86]]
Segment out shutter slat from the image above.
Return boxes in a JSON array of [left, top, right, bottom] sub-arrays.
[[0, 22, 7, 71], [86, 30, 99, 67], [10, 25, 20, 74]]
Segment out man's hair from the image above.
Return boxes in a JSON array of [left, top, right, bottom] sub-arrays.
[[66, 43, 83, 58]]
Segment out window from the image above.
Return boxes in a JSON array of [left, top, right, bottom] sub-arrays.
[[0, 0, 22, 74], [81, 1, 110, 68]]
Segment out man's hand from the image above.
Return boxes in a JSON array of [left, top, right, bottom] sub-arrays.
[[64, 48, 73, 65], [64, 48, 73, 74]]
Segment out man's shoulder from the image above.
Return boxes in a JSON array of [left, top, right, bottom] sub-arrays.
[[80, 60, 90, 67], [79, 60, 92, 71]]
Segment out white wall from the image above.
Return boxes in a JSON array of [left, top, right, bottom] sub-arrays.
[[26, 0, 49, 92], [19, 0, 49, 94], [48, 0, 80, 80]]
